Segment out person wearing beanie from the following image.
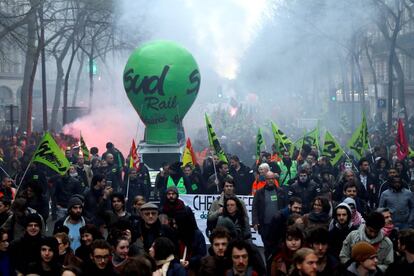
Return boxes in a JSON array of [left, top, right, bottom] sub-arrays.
[[346, 241, 382, 276], [27, 236, 61, 276], [340, 212, 393, 272], [161, 184, 190, 221], [54, 194, 87, 252], [9, 213, 44, 274]]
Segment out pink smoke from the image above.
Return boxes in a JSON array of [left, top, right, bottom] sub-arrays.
[[62, 106, 142, 156]]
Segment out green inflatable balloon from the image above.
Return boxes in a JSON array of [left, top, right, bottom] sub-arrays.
[[123, 41, 201, 144]]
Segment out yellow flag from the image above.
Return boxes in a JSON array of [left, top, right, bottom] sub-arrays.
[[32, 133, 70, 175]]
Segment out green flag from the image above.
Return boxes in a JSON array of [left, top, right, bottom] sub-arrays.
[[80, 134, 90, 161], [32, 132, 70, 175], [256, 128, 265, 160], [205, 113, 228, 163], [271, 122, 293, 153], [346, 113, 369, 160], [303, 127, 320, 149], [322, 131, 344, 165], [409, 146, 414, 158]]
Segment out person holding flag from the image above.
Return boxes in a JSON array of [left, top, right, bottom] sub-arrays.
[[124, 140, 150, 211]]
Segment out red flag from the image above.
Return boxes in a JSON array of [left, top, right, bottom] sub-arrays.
[[396, 118, 409, 160], [129, 139, 141, 170], [186, 138, 197, 166]]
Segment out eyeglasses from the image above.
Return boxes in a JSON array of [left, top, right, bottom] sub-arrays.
[[142, 211, 157, 216]]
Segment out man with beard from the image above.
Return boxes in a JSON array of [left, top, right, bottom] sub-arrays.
[[276, 150, 298, 186], [288, 168, 320, 214], [379, 176, 414, 229], [328, 202, 357, 257], [9, 213, 44, 275], [161, 186, 190, 221], [225, 240, 260, 276], [229, 155, 254, 195], [53, 195, 87, 251], [199, 227, 231, 275], [252, 171, 287, 259]]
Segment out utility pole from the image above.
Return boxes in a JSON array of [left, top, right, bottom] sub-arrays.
[[6, 105, 18, 137]]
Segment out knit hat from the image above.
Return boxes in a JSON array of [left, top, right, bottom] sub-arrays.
[[140, 202, 159, 211], [351, 241, 377, 262], [166, 186, 179, 195], [24, 213, 42, 229], [67, 195, 83, 210]]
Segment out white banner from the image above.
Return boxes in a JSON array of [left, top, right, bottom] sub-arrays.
[[180, 194, 263, 247]]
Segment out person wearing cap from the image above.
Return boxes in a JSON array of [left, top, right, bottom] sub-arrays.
[[9, 213, 44, 275], [340, 212, 393, 272], [139, 202, 176, 252], [54, 195, 87, 251], [345, 241, 382, 276]]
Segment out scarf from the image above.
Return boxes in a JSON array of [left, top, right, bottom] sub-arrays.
[[155, 254, 175, 276], [382, 224, 395, 237], [351, 211, 364, 227], [308, 211, 330, 223]]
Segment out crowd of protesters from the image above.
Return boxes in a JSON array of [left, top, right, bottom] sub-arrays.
[[0, 128, 413, 276]]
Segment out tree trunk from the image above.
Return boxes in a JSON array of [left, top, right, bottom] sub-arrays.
[[63, 42, 79, 126], [392, 55, 408, 122], [19, 7, 39, 134], [387, 28, 399, 133], [365, 42, 378, 108], [88, 38, 95, 113], [72, 51, 85, 106]]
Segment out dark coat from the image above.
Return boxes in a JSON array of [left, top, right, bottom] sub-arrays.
[[252, 186, 287, 227], [229, 162, 255, 195]]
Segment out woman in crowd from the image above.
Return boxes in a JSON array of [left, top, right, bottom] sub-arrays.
[[109, 235, 130, 273], [27, 236, 61, 276], [75, 224, 103, 264], [216, 196, 251, 241], [271, 225, 305, 276], [302, 196, 332, 229]]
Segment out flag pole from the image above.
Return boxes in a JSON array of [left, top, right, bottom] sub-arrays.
[[209, 155, 219, 193], [341, 149, 359, 173], [15, 159, 32, 196], [125, 175, 130, 202], [0, 165, 10, 178]]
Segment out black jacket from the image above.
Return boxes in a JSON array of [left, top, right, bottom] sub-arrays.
[[230, 163, 255, 195], [288, 179, 320, 213]]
